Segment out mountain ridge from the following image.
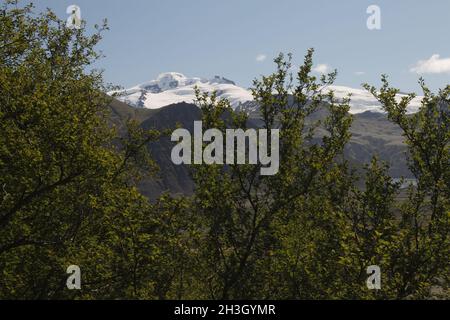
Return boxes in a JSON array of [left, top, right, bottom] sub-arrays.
[[110, 72, 253, 110], [111, 72, 424, 114]]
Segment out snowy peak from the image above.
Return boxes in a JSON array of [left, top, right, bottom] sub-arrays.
[[112, 72, 252, 110], [209, 75, 236, 85], [152, 72, 188, 91], [138, 72, 199, 94], [111, 72, 423, 114]]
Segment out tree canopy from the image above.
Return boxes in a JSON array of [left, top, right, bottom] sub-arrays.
[[0, 1, 448, 299]]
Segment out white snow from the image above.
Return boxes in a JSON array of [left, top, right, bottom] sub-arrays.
[[323, 85, 423, 114], [110, 72, 253, 110], [110, 72, 423, 114]]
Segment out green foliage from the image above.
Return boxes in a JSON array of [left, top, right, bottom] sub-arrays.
[[186, 51, 448, 300], [362, 78, 450, 298], [0, 1, 187, 299], [0, 1, 448, 300]]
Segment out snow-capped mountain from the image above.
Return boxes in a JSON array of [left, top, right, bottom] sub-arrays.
[[111, 72, 423, 114], [323, 85, 423, 114], [110, 72, 253, 110]]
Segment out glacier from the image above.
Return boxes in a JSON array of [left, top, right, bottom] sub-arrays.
[[110, 72, 253, 110], [110, 72, 423, 114]]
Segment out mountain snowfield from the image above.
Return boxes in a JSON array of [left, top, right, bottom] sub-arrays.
[[110, 72, 253, 110], [110, 72, 423, 114], [324, 85, 423, 114]]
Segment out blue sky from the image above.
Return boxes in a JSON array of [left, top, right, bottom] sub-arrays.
[[34, 0, 450, 92]]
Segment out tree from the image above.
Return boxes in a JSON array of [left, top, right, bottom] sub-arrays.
[[190, 50, 354, 299], [361, 78, 449, 298], [1, 1, 447, 300], [189, 53, 449, 300], [0, 0, 169, 299]]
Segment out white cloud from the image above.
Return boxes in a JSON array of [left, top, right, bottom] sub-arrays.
[[256, 54, 267, 62], [312, 63, 331, 74], [354, 71, 365, 76], [410, 54, 450, 74]]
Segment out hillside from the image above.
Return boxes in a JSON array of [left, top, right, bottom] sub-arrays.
[[109, 99, 412, 199]]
